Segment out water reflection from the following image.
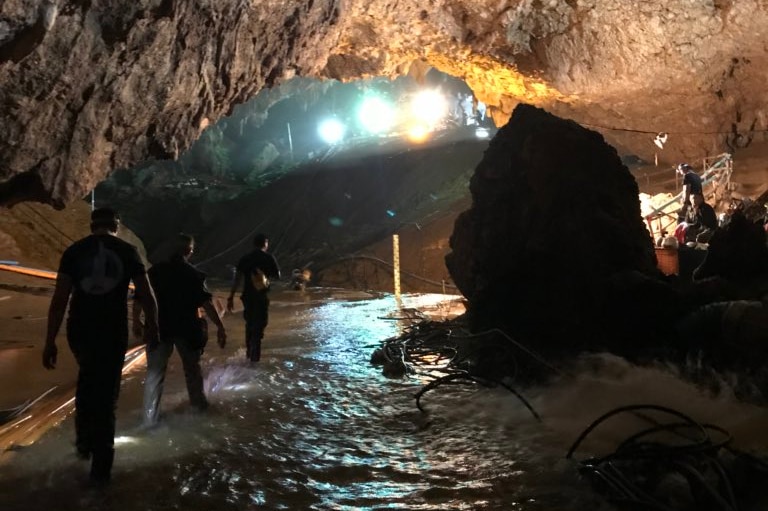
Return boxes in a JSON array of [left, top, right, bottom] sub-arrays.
[[0, 289, 766, 510]]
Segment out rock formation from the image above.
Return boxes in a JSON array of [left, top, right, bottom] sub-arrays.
[[0, 0, 343, 206], [446, 104, 663, 354], [439, 104, 768, 399], [3, 1, 768, 207]]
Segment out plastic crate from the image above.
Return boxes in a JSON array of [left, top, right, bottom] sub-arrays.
[[655, 247, 679, 276]]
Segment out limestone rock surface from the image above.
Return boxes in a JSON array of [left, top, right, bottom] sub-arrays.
[[2, 1, 768, 206]]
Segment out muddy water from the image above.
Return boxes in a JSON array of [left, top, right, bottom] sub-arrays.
[[0, 289, 766, 511]]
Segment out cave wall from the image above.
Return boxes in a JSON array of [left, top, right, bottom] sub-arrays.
[[0, 0, 343, 206], [2, 1, 768, 206]]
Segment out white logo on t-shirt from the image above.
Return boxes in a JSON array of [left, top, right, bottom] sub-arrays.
[[80, 241, 124, 295]]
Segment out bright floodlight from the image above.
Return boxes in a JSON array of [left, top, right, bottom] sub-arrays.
[[406, 122, 430, 143], [475, 127, 490, 139], [358, 96, 394, 134], [318, 118, 345, 144], [410, 90, 448, 127]]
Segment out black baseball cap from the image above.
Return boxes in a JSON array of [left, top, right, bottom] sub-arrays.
[[91, 207, 120, 228]]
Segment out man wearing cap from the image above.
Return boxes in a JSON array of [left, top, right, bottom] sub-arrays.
[[227, 233, 281, 362], [42, 207, 159, 485], [677, 163, 703, 221], [685, 193, 719, 244], [138, 233, 227, 427]]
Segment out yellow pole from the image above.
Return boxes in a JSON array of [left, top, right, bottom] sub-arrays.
[[392, 234, 401, 303]]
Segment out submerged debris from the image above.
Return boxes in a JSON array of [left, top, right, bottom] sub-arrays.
[[568, 404, 768, 511], [371, 315, 561, 421]]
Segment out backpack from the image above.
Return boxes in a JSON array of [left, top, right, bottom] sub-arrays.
[[250, 268, 269, 291]]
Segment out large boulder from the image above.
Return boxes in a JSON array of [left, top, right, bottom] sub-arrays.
[[446, 104, 660, 354]]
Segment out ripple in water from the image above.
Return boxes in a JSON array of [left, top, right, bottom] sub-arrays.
[[0, 291, 766, 510]]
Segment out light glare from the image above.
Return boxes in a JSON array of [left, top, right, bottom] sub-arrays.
[[406, 123, 430, 143], [318, 119, 345, 144], [358, 96, 394, 134], [410, 90, 448, 127]]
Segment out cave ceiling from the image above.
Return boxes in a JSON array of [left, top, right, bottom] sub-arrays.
[[1, 0, 767, 207]]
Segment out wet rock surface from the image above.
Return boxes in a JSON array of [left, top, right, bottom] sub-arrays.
[[3, 1, 768, 205]]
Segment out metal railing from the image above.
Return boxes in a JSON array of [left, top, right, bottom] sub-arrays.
[[644, 153, 733, 240]]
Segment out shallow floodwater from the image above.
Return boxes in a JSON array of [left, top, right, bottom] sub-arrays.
[[0, 289, 766, 510]]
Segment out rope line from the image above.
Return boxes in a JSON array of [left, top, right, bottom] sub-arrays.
[[333, 254, 459, 289], [194, 220, 265, 267], [578, 122, 768, 136]]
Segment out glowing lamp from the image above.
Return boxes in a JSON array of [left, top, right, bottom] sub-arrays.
[[475, 127, 490, 139], [410, 90, 448, 127], [406, 123, 430, 143], [318, 119, 345, 144], [358, 96, 394, 134]]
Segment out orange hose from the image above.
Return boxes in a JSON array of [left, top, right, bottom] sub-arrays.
[[0, 264, 57, 280], [0, 264, 135, 290]]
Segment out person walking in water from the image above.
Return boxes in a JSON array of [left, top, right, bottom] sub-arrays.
[[136, 234, 227, 427], [42, 207, 159, 485], [227, 233, 280, 362]]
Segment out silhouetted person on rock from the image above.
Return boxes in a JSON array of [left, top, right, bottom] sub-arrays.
[[42, 207, 158, 485], [677, 163, 703, 221], [685, 194, 718, 244], [227, 233, 280, 362], [135, 234, 226, 427]]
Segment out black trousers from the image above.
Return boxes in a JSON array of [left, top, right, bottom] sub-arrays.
[[67, 322, 127, 464], [242, 293, 269, 362]]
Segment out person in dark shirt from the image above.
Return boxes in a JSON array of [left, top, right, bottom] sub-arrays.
[[677, 163, 703, 221], [686, 193, 719, 243], [43, 207, 159, 485], [136, 234, 226, 427], [227, 233, 281, 362]]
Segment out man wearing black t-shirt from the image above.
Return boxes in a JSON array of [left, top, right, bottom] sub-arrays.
[[677, 163, 703, 221], [227, 233, 281, 362], [138, 234, 226, 427], [43, 208, 158, 485], [685, 194, 719, 243]]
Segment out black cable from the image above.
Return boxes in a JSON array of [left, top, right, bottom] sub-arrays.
[[668, 459, 736, 511], [414, 372, 541, 421], [567, 405, 756, 511], [566, 404, 707, 460], [601, 461, 679, 511], [609, 422, 715, 461], [703, 456, 739, 511]]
